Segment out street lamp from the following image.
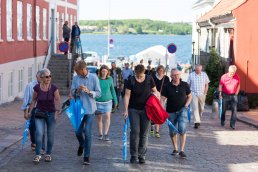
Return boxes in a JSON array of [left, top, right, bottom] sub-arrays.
[[192, 41, 195, 69]]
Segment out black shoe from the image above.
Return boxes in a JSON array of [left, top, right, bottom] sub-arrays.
[[230, 124, 235, 130], [77, 146, 83, 156], [138, 157, 145, 164], [104, 135, 111, 142], [179, 151, 187, 159], [83, 157, 90, 165], [221, 121, 225, 127], [194, 123, 199, 129], [171, 150, 179, 155], [197, 123, 201, 126], [130, 156, 137, 164]]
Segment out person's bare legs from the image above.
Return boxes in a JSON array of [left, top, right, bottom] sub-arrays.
[[170, 134, 178, 151], [97, 115, 103, 137], [180, 134, 186, 152], [103, 112, 111, 135]]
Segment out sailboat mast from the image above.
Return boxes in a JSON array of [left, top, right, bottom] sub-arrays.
[[107, 0, 111, 58]]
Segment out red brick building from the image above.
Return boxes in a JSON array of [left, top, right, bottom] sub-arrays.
[[196, 0, 258, 95], [0, 0, 78, 104]]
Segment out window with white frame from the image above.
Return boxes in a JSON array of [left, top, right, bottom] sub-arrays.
[[17, 1, 23, 40], [56, 12, 59, 41], [38, 63, 42, 71], [18, 69, 23, 92], [36, 6, 40, 39], [8, 72, 13, 97], [0, 74, 2, 102], [0, 0, 2, 40], [28, 66, 33, 83], [27, 4, 32, 39], [43, 8, 47, 40], [70, 14, 73, 26], [74, 16, 77, 23], [61, 13, 64, 41], [6, 0, 12, 40]]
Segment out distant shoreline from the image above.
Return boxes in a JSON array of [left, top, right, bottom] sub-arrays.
[[81, 32, 191, 36]]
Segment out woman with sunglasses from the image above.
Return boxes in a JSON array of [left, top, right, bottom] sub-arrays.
[[28, 68, 61, 164], [96, 65, 118, 141]]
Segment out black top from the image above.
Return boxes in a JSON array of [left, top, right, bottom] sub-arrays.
[[152, 74, 170, 92], [162, 81, 191, 113], [127, 75, 156, 110]]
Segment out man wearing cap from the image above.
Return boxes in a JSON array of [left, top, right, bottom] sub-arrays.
[[161, 68, 192, 159]]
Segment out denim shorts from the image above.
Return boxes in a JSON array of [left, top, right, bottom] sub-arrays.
[[168, 108, 188, 135], [96, 100, 112, 114]]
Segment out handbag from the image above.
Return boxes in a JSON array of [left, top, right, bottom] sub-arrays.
[[35, 110, 48, 119]]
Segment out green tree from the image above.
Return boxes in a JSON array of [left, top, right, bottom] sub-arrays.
[[205, 48, 225, 104]]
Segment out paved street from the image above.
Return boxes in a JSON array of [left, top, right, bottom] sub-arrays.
[[0, 103, 258, 172]]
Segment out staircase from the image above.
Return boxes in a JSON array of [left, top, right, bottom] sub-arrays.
[[47, 54, 71, 95]]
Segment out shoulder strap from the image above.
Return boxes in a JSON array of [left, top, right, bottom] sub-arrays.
[[160, 77, 165, 94]]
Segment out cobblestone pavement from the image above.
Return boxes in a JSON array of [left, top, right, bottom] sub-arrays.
[[0, 103, 258, 172]]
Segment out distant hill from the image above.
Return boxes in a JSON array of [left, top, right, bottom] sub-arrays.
[[79, 19, 192, 35]]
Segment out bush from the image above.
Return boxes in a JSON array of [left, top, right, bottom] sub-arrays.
[[205, 48, 225, 104]]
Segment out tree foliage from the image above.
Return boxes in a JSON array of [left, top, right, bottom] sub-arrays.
[[205, 48, 225, 104], [79, 19, 192, 35]]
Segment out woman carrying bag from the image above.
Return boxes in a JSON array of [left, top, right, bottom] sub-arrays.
[[26, 68, 61, 164]]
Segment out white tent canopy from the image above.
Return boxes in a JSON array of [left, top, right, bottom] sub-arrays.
[[129, 45, 176, 69]]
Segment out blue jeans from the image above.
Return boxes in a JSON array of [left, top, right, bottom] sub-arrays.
[[30, 108, 45, 150], [221, 93, 238, 127], [76, 114, 94, 158], [35, 112, 55, 155], [168, 108, 188, 135], [128, 108, 150, 158]]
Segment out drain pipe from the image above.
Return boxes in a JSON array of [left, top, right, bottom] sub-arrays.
[[33, 0, 37, 58]]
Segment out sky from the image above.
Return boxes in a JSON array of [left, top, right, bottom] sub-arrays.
[[79, 0, 198, 23]]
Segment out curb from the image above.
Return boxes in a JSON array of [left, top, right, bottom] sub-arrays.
[[237, 113, 258, 129]]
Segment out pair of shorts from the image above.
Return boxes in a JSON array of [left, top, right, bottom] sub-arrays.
[[168, 108, 188, 135], [96, 100, 112, 114]]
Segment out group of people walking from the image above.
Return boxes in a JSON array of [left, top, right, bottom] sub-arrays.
[[22, 59, 240, 165]]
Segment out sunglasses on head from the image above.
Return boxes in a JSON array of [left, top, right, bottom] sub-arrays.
[[41, 75, 51, 79]]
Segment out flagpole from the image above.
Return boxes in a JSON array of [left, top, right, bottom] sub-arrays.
[[107, 0, 111, 59]]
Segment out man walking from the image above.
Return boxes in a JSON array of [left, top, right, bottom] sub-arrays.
[[187, 64, 210, 129], [122, 63, 133, 96], [161, 68, 192, 159], [71, 60, 101, 165], [70, 22, 81, 53], [62, 21, 71, 55], [110, 62, 122, 110], [219, 65, 240, 129]]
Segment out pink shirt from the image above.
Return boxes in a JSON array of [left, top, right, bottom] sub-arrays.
[[219, 73, 240, 94]]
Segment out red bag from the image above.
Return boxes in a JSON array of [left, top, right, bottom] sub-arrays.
[[145, 94, 168, 124]]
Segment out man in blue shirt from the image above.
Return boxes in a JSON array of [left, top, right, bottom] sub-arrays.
[[70, 22, 81, 53], [122, 63, 133, 96], [21, 70, 45, 152], [71, 60, 101, 165]]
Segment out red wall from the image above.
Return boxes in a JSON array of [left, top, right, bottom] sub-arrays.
[[68, 0, 78, 5], [233, 0, 258, 93], [0, 0, 49, 64]]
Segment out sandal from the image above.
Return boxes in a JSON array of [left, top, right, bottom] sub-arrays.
[[31, 144, 36, 151], [45, 155, 52, 162], [33, 155, 41, 164]]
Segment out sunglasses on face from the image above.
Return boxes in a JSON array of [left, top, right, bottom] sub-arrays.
[[41, 75, 51, 79]]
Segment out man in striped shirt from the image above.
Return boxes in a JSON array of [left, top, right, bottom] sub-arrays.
[[187, 64, 210, 129]]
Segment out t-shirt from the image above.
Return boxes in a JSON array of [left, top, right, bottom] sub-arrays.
[[152, 74, 170, 92], [219, 73, 240, 94], [34, 84, 58, 112], [127, 75, 156, 110], [162, 81, 191, 113]]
